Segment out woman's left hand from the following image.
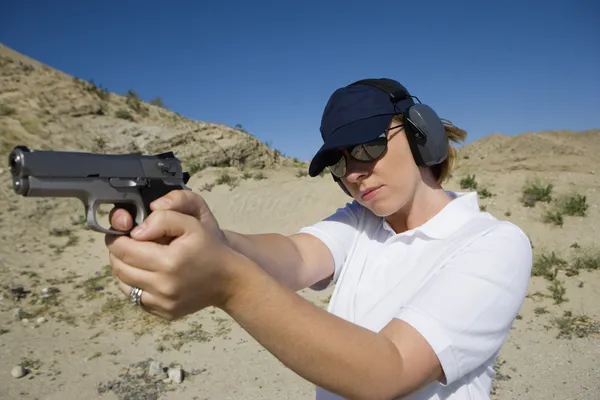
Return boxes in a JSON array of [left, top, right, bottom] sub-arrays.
[[104, 208, 241, 320]]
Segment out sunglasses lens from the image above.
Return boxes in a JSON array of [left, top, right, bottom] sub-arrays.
[[323, 151, 345, 178], [324, 136, 387, 178], [350, 138, 387, 161], [328, 158, 346, 178]]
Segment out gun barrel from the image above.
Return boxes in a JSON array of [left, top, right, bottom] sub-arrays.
[[10, 146, 154, 178], [9, 147, 28, 194], [8, 146, 189, 197]]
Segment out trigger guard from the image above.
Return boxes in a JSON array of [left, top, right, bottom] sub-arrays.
[[86, 200, 146, 236], [85, 202, 127, 235]]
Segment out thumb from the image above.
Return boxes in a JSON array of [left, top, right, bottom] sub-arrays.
[[150, 190, 209, 220], [130, 209, 199, 241]]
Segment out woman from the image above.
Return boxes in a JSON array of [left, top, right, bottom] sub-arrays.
[[105, 78, 532, 400]]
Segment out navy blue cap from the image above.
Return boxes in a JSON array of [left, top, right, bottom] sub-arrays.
[[308, 78, 415, 177]]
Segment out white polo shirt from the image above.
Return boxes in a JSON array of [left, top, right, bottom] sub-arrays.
[[298, 191, 532, 400]]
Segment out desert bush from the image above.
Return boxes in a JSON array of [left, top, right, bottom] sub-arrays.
[[126, 89, 148, 116], [234, 124, 248, 134], [540, 192, 588, 226], [521, 182, 553, 207], [252, 172, 267, 180], [187, 162, 203, 176], [0, 104, 16, 116], [571, 251, 600, 272], [460, 174, 477, 190], [80, 79, 110, 101], [115, 109, 134, 121], [241, 171, 267, 180], [479, 188, 493, 198], [215, 171, 238, 188], [49, 226, 72, 237], [532, 248, 600, 279], [530, 250, 570, 304], [548, 279, 568, 304], [543, 210, 564, 227], [534, 306, 549, 315], [149, 96, 167, 109], [553, 310, 600, 339], [200, 182, 215, 192], [555, 193, 588, 217], [532, 251, 566, 280]]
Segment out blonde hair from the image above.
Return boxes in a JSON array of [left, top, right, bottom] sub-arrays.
[[391, 114, 467, 184]]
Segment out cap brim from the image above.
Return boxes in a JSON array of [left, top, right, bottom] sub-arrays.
[[308, 114, 393, 177]]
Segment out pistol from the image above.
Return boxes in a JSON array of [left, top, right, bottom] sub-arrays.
[[7, 145, 191, 235]]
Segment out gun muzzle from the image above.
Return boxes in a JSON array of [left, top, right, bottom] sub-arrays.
[[8, 146, 30, 195]]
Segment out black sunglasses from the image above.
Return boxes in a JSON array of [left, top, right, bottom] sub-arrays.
[[326, 124, 403, 178]]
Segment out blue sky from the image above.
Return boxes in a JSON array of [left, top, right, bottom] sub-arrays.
[[1, 0, 599, 161]]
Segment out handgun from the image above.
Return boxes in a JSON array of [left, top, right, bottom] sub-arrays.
[[7, 145, 191, 235]]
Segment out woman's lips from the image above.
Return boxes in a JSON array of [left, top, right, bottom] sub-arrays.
[[360, 186, 382, 201]]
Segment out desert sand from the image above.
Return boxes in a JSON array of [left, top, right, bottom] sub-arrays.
[[1, 42, 599, 399]]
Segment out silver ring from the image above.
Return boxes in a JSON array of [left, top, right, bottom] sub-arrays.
[[129, 287, 143, 307]]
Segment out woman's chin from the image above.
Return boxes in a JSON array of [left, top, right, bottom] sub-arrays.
[[362, 192, 408, 218], [360, 197, 396, 218]]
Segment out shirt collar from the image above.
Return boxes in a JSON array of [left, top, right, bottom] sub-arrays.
[[382, 191, 482, 240]]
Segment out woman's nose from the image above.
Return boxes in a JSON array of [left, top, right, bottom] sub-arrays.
[[344, 157, 370, 182]]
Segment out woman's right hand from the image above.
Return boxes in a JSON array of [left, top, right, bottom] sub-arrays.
[[108, 190, 228, 245]]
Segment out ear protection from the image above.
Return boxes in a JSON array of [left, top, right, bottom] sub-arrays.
[[332, 78, 450, 197]]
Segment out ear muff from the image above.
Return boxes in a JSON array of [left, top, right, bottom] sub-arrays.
[[331, 78, 450, 197], [403, 104, 449, 167]]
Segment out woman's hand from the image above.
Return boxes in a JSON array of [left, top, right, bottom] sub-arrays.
[[108, 190, 228, 246], [104, 190, 240, 320]]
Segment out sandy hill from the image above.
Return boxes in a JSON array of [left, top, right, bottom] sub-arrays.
[[0, 43, 294, 170], [1, 42, 599, 400], [457, 128, 600, 173]]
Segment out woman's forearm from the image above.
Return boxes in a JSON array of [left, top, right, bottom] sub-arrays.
[[223, 230, 307, 291], [222, 252, 406, 400]]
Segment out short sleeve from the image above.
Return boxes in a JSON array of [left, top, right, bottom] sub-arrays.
[[394, 222, 533, 385], [297, 200, 363, 290]]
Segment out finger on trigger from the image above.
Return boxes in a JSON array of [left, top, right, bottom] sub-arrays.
[[109, 208, 132, 231]]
